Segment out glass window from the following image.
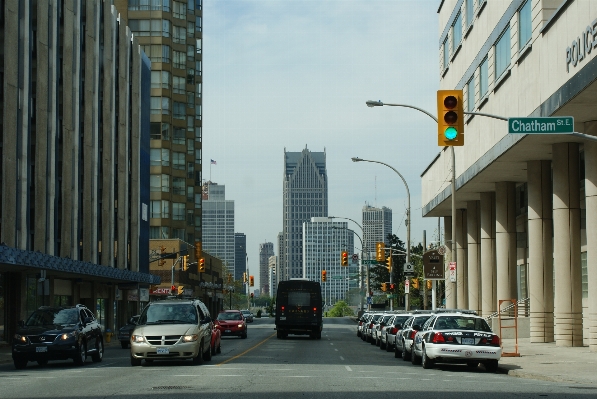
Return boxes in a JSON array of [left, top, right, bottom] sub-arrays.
[[173, 76, 185, 94], [195, 148, 201, 163], [173, 26, 186, 44], [187, 116, 194, 132], [187, 68, 195, 85], [466, 0, 474, 27], [187, 162, 194, 179], [187, 186, 194, 202], [519, 0, 531, 49], [467, 77, 475, 112], [187, 210, 195, 225], [187, 44, 195, 57], [173, 127, 186, 145], [150, 174, 170, 192], [582, 251, 588, 299], [173, 1, 185, 19], [187, 21, 195, 37], [188, 0, 194, 11], [495, 26, 511, 79], [151, 70, 170, 89], [187, 138, 194, 154], [173, 152, 186, 170], [195, 126, 201, 141], [480, 57, 488, 97], [162, 19, 171, 38], [196, 16, 202, 32], [150, 122, 170, 140], [150, 148, 170, 167], [196, 82, 202, 98], [196, 60, 202, 76], [196, 38, 202, 54], [173, 177, 186, 195], [195, 104, 202, 120], [173, 203, 186, 220], [150, 200, 170, 218], [187, 92, 195, 108], [195, 0, 202, 11], [173, 51, 186, 69], [443, 38, 449, 70], [452, 13, 462, 51], [174, 101, 186, 119]]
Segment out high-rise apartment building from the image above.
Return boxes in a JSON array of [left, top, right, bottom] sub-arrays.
[[362, 204, 392, 258], [116, 0, 204, 246], [234, 233, 247, 292], [282, 147, 328, 280], [201, 182, 235, 275], [268, 255, 278, 298], [259, 242, 274, 295], [303, 218, 356, 304]]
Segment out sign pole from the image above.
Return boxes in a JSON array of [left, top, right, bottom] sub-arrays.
[[432, 280, 437, 310]]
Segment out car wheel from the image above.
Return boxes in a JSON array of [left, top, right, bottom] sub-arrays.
[[92, 339, 103, 362], [241, 331, 247, 339], [14, 357, 27, 369], [402, 341, 410, 361], [203, 340, 212, 361], [192, 342, 204, 365], [484, 360, 499, 373], [394, 343, 402, 358], [411, 347, 421, 365], [73, 341, 87, 366], [37, 359, 48, 366], [467, 361, 479, 369], [277, 330, 283, 339], [380, 338, 386, 350], [130, 356, 142, 366], [120, 341, 129, 349], [422, 346, 434, 369]]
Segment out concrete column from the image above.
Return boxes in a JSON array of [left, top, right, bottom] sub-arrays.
[[480, 192, 496, 318], [496, 182, 517, 311], [585, 123, 597, 351], [456, 209, 468, 309], [444, 216, 456, 309], [553, 143, 583, 347], [467, 201, 481, 314], [527, 160, 555, 342]]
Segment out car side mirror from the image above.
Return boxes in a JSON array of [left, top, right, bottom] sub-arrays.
[[201, 316, 211, 325], [412, 324, 422, 331], [18, 320, 25, 327]]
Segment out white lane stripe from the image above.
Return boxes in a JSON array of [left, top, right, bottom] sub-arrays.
[[335, 349, 338, 351], [340, 356, 344, 360], [345, 366, 352, 371]]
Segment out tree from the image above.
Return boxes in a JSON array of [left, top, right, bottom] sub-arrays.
[[327, 300, 354, 317]]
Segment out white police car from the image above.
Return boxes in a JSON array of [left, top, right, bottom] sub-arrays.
[[411, 311, 501, 372]]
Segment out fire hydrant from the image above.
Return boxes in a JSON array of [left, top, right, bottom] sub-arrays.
[[104, 329, 113, 343]]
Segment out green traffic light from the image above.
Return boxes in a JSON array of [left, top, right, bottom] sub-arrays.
[[444, 126, 458, 140]]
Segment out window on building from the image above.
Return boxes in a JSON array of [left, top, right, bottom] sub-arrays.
[[187, 186, 194, 202], [173, 76, 185, 94], [187, 21, 195, 37], [141, 44, 171, 63], [480, 57, 488, 98], [495, 26, 511, 80], [452, 13, 462, 52], [195, 104, 202, 120], [187, 44, 195, 58], [151, 200, 170, 218], [173, 127, 186, 145], [187, 162, 195, 179], [173, 51, 186, 69], [187, 68, 195, 85], [187, 210, 195, 225], [173, 177, 186, 195], [150, 174, 170, 192], [466, 0, 474, 27], [195, 126, 201, 141], [196, 0, 202, 11], [443, 37, 449, 70], [173, 229, 186, 240], [150, 122, 170, 140], [187, 92, 195, 108], [196, 16, 202, 32], [196, 38, 202, 54], [173, 203, 186, 220], [581, 252, 588, 299], [173, 26, 186, 44], [150, 226, 169, 239], [173, 1, 186, 19], [467, 77, 475, 112], [173, 152, 186, 170], [195, 148, 202, 164], [150, 96, 170, 115], [519, 0, 531, 50], [174, 101, 186, 119], [196, 60, 202, 75], [150, 148, 170, 167], [196, 82, 202, 98], [187, 138, 194, 155], [151, 70, 171, 89]]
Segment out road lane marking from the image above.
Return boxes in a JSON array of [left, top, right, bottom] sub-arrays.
[[216, 332, 276, 366], [345, 366, 352, 371], [335, 349, 338, 351], [339, 356, 344, 360]]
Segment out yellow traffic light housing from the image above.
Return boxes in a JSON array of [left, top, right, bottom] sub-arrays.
[[376, 242, 386, 262], [249, 275, 255, 287], [182, 255, 189, 271], [243, 272, 247, 283], [412, 278, 419, 290], [195, 241, 202, 259], [177, 285, 185, 295], [159, 246, 166, 266], [341, 251, 349, 266], [426, 280, 432, 290], [198, 258, 205, 272], [381, 282, 387, 292], [385, 254, 392, 272], [437, 89, 464, 146], [322, 270, 327, 282]]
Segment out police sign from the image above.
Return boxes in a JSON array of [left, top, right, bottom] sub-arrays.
[[423, 250, 444, 280]]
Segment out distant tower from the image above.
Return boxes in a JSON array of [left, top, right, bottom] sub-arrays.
[[259, 242, 274, 295], [282, 147, 328, 280], [235, 233, 247, 293], [202, 182, 235, 275], [362, 204, 392, 258]]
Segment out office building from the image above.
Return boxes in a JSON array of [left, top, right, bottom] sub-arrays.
[[202, 182, 235, 275], [235, 233, 247, 293], [424, 0, 596, 348], [268, 255, 278, 298], [282, 147, 328, 280], [362, 204, 393, 258], [259, 242, 274, 295]]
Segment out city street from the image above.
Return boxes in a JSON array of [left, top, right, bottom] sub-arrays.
[[0, 317, 595, 398]]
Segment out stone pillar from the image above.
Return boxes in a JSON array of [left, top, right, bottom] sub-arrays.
[[585, 124, 597, 351], [527, 160, 554, 343], [496, 182, 517, 311], [480, 192, 496, 318], [467, 201, 481, 314], [444, 216, 456, 309], [456, 209, 467, 309], [553, 143, 583, 347]]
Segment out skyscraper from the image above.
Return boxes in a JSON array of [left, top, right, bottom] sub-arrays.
[[259, 242, 274, 295], [117, 0, 204, 246], [362, 204, 393, 258], [202, 182, 235, 275], [282, 147, 328, 280], [235, 233, 247, 293]]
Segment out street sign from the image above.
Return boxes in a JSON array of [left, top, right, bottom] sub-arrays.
[[367, 297, 372, 304], [363, 260, 378, 265], [423, 250, 445, 279], [352, 254, 359, 262], [405, 279, 410, 294], [404, 262, 414, 273], [449, 262, 456, 282], [508, 117, 574, 134]]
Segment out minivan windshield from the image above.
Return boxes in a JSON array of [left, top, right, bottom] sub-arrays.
[[139, 304, 198, 324]]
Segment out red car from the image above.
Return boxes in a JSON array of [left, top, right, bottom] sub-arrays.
[[215, 310, 247, 339], [211, 325, 221, 355]]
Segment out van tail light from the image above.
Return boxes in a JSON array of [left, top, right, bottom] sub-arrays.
[[369, 323, 374, 329], [432, 332, 445, 343], [490, 335, 500, 346], [313, 307, 317, 312], [410, 331, 417, 340], [281, 306, 285, 312], [390, 327, 398, 335]]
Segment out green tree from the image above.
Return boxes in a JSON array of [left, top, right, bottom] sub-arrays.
[[327, 300, 354, 317]]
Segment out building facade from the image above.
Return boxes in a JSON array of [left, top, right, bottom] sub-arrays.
[[235, 233, 247, 293], [282, 147, 328, 281], [201, 182, 235, 275], [423, 0, 597, 349], [115, 0, 204, 247], [0, 0, 157, 341], [259, 242, 274, 295], [362, 204, 393, 258], [268, 255, 278, 299], [303, 217, 356, 305]]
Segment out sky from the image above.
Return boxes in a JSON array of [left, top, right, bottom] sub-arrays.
[[203, 0, 443, 290]]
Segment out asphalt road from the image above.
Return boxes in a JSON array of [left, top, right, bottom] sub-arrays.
[[1, 317, 595, 398]]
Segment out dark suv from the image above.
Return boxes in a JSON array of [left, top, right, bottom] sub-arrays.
[[12, 304, 104, 369]]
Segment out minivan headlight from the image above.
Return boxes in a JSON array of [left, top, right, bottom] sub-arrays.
[[14, 334, 28, 344], [131, 334, 145, 343], [182, 334, 198, 342], [61, 331, 77, 340]]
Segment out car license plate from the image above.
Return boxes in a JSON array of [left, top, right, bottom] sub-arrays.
[[225, 330, 231, 333], [462, 338, 475, 345], [156, 347, 169, 354], [36, 346, 47, 353]]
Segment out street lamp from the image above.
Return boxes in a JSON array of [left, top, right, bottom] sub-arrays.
[[351, 157, 411, 310]]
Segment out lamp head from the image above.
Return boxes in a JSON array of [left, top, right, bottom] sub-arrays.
[[366, 100, 383, 107], [351, 157, 363, 162]]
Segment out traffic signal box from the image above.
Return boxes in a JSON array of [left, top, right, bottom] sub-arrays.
[[385, 254, 392, 272], [381, 282, 387, 292], [243, 272, 247, 283], [159, 246, 166, 266], [426, 280, 432, 290], [177, 286, 185, 295], [389, 283, 396, 291], [437, 89, 464, 146], [341, 251, 349, 266], [376, 242, 386, 262], [249, 275, 255, 287], [412, 278, 419, 290], [322, 270, 327, 282], [170, 285, 176, 294], [198, 258, 205, 272], [182, 255, 189, 271]]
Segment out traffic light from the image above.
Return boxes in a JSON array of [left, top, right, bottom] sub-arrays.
[[198, 258, 205, 272], [381, 282, 387, 292], [170, 285, 176, 294], [159, 246, 166, 266], [341, 251, 349, 266], [426, 280, 432, 290], [243, 272, 247, 283], [322, 270, 327, 282], [376, 242, 386, 262], [177, 285, 184, 295], [385, 254, 392, 272], [182, 255, 189, 271], [412, 278, 419, 289], [227, 273, 232, 283], [437, 89, 464, 146], [249, 275, 254, 287], [389, 283, 396, 291], [195, 241, 202, 259]]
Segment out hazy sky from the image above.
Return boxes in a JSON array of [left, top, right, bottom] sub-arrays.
[[203, 0, 442, 290]]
